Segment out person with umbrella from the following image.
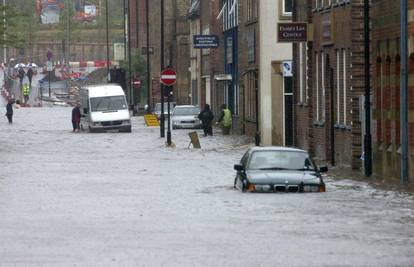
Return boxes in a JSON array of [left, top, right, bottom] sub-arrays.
[[18, 67, 25, 86], [27, 66, 34, 87]]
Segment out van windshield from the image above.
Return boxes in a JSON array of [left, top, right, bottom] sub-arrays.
[[90, 96, 127, 112]]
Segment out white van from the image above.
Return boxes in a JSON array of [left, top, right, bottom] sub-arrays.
[[79, 84, 131, 133]]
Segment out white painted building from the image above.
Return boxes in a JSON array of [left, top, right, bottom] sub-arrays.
[[259, 0, 293, 146]]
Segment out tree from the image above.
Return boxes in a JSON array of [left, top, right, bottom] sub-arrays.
[[119, 51, 148, 103], [0, 5, 26, 49]]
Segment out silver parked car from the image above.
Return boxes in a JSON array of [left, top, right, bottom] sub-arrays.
[[171, 105, 202, 129], [153, 102, 176, 120], [234, 146, 327, 193]]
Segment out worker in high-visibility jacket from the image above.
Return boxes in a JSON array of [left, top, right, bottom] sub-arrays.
[[217, 104, 232, 135], [22, 83, 30, 104]]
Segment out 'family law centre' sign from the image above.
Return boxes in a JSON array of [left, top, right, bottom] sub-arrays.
[[277, 23, 308, 43]]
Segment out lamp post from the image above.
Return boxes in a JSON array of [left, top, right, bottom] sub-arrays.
[[146, 0, 151, 113], [160, 0, 165, 138], [105, 0, 110, 80]]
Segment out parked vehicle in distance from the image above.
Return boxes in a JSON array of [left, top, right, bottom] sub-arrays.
[[171, 105, 202, 129], [153, 102, 176, 120], [234, 146, 327, 193], [79, 84, 131, 133]]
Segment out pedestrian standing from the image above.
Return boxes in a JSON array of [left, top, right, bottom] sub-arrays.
[[22, 83, 30, 104], [217, 104, 232, 135], [5, 100, 13, 124], [27, 67, 33, 87], [18, 67, 25, 86], [198, 104, 214, 136], [71, 103, 81, 132]]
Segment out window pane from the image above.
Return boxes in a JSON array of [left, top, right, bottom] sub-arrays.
[[284, 0, 293, 13]]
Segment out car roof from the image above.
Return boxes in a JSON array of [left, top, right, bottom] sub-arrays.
[[174, 105, 198, 108], [249, 146, 308, 153]]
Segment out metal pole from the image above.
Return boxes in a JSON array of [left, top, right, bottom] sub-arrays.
[[363, 0, 372, 176], [255, 72, 260, 146], [123, 0, 127, 61], [106, 0, 110, 79], [167, 90, 171, 145], [330, 67, 335, 166], [3, 0, 6, 64], [48, 70, 51, 98], [160, 0, 165, 138], [146, 0, 151, 113], [401, 0, 409, 184], [127, 0, 133, 107]]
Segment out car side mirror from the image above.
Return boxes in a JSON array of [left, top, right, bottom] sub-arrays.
[[319, 166, 328, 173], [234, 164, 244, 172]]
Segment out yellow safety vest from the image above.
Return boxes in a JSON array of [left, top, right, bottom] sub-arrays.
[[23, 85, 30, 96], [223, 108, 232, 127]]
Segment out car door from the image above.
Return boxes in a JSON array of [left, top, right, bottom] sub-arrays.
[[234, 151, 250, 191]]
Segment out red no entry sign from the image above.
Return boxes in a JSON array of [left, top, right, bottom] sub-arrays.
[[160, 68, 177, 86]]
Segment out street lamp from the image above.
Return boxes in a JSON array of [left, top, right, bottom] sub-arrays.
[[105, 0, 110, 80], [146, 0, 151, 113], [160, 0, 165, 138]]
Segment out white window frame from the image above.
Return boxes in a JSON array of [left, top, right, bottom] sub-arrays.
[[336, 50, 340, 124], [343, 49, 347, 125], [321, 52, 326, 121], [282, 0, 293, 16], [316, 52, 319, 121], [299, 43, 304, 103]]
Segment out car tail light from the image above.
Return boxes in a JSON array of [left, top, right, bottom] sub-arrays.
[[247, 184, 256, 192], [319, 184, 326, 192]]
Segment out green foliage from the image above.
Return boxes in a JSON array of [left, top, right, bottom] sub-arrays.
[[0, 5, 28, 48], [119, 50, 149, 98]]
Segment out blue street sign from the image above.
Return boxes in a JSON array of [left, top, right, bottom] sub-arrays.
[[193, 35, 219, 49]]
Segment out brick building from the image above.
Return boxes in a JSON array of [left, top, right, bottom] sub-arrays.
[[187, 0, 258, 136], [371, 0, 414, 180], [129, 0, 191, 108], [293, 0, 365, 169]]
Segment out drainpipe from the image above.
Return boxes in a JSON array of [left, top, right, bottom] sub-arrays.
[[363, 0, 372, 176], [400, 0, 409, 184]]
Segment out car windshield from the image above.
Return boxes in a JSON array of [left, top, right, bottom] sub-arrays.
[[154, 103, 174, 112], [90, 96, 127, 112], [247, 150, 316, 171], [173, 107, 199, 115]]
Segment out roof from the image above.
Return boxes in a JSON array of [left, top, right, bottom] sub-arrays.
[[249, 146, 307, 153], [82, 84, 125, 98]]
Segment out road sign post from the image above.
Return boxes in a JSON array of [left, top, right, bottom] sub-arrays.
[[160, 68, 177, 146], [46, 60, 53, 99]]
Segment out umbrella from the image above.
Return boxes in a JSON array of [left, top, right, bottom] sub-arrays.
[[14, 63, 26, 68], [26, 63, 38, 68]]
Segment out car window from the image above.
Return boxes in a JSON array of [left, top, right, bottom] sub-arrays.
[[247, 151, 316, 170], [90, 96, 127, 112], [240, 151, 249, 167]]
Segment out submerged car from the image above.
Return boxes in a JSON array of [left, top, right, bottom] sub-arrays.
[[171, 105, 202, 129], [234, 146, 327, 193]]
